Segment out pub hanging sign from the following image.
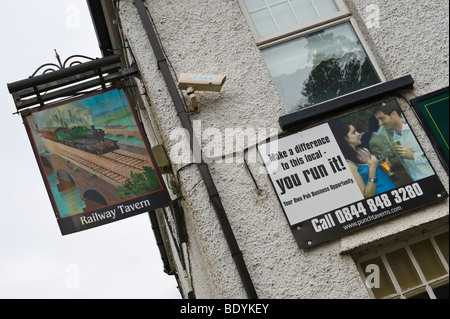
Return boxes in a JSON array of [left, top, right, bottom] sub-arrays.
[[259, 99, 448, 249], [22, 88, 171, 235]]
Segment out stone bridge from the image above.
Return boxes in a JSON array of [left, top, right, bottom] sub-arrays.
[[103, 128, 142, 139], [40, 138, 152, 213]]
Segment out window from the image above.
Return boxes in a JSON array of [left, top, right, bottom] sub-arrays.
[[356, 230, 449, 299], [243, 0, 341, 38], [239, 0, 384, 113]]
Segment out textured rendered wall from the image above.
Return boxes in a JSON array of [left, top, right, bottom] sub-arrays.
[[348, 0, 449, 94], [117, 0, 449, 298]]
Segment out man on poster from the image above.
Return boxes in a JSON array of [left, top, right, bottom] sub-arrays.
[[374, 102, 434, 181]]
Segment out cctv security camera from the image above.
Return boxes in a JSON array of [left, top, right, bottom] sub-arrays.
[[177, 73, 226, 92]]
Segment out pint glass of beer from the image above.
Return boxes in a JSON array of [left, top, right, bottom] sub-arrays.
[[377, 155, 395, 176]]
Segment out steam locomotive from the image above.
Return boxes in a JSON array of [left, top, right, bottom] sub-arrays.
[[38, 125, 119, 155]]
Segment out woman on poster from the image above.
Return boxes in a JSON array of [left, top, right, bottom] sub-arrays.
[[329, 121, 396, 198]]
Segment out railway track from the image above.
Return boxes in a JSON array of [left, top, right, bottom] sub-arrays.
[[102, 149, 151, 170], [43, 139, 152, 185]]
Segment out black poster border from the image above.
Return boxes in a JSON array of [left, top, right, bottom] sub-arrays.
[[259, 98, 449, 249], [291, 176, 447, 249], [22, 85, 171, 235]]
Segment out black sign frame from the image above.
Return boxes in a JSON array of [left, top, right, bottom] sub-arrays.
[[22, 85, 171, 235]]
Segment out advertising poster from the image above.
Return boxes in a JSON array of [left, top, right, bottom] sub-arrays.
[[259, 99, 448, 248], [23, 88, 171, 235]]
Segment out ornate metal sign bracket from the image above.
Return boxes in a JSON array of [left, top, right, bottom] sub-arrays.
[[7, 51, 138, 114]]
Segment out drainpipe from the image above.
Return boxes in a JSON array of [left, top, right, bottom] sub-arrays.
[[133, 0, 258, 299]]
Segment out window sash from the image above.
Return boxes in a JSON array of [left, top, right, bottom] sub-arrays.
[[239, 0, 386, 112], [356, 229, 449, 299], [260, 17, 386, 111], [239, 0, 349, 46]]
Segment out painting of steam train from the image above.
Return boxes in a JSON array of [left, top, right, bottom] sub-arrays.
[[37, 125, 119, 155]]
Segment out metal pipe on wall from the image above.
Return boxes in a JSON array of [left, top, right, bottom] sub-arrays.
[[132, 0, 258, 299]]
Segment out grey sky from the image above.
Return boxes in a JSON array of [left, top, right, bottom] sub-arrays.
[[0, 1, 180, 299]]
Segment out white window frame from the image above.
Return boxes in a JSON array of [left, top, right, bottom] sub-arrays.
[[238, 0, 387, 110], [355, 228, 449, 299], [258, 16, 385, 80], [238, 0, 351, 46]]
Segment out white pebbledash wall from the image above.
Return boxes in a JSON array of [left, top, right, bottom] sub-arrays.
[[116, 0, 449, 298]]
